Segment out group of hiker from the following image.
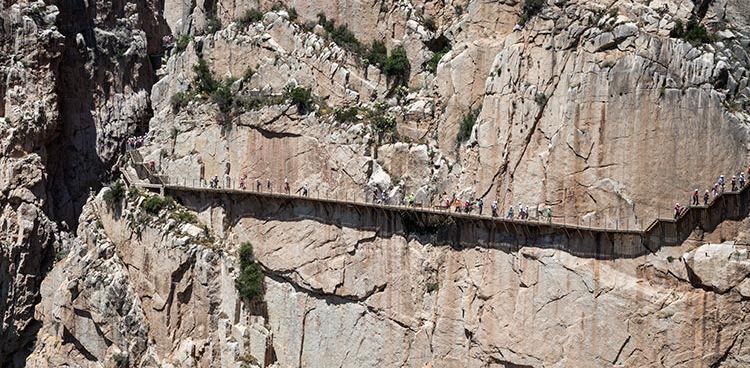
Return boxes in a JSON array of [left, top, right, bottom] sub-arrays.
[[126, 136, 145, 150], [439, 194, 553, 222], [675, 168, 750, 219]]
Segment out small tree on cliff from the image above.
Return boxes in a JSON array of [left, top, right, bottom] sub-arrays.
[[235, 242, 264, 302]]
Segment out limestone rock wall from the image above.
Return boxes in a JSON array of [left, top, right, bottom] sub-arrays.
[[28, 192, 750, 367], [143, 0, 750, 226], [1, 0, 750, 366], [0, 3, 64, 365], [0, 0, 167, 365]]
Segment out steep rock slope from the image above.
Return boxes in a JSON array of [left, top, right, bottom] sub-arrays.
[[27, 192, 750, 367], [1, 0, 750, 366], [144, 0, 750, 226], [0, 0, 167, 365]]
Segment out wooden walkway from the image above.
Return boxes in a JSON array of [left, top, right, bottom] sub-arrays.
[[120, 152, 750, 258]]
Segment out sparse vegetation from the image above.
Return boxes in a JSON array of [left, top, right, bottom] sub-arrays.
[[103, 181, 126, 207], [426, 282, 439, 293], [424, 17, 437, 32], [670, 19, 714, 45], [334, 107, 360, 124], [368, 102, 398, 142], [172, 210, 198, 224], [235, 242, 264, 302], [518, 0, 546, 26], [174, 35, 192, 52], [365, 40, 388, 68], [55, 250, 69, 262], [317, 13, 363, 54], [426, 47, 449, 74], [534, 92, 548, 106], [288, 7, 298, 21], [238, 8, 264, 26], [141, 195, 175, 215], [383, 46, 411, 84], [112, 352, 129, 368], [457, 108, 480, 144], [193, 59, 218, 95], [170, 91, 191, 110], [127, 185, 141, 200], [283, 85, 314, 114], [210, 78, 237, 114], [172, 59, 316, 116], [205, 12, 222, 33]]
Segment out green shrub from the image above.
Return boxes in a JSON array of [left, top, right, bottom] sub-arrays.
[[210, 78, 237, 114], [238, 9, 264, 26], [235, 242, 264, 302], [426, 50, 447, 74], [534, 92, 548, 106], [365, 40, 387, 68], [112, 352, 129, 368], [670, 19, 713, 45], [383, 46, 410, 82], [193, 59, 218, 94], [127, 185, 141, 200], [141, 195, 175, 215], [334, 107, 359, 124], [368, 102, 397, 141], [518, 0, 546, 26], [424, 17, 437, 32], [288, 7, 298, 21], [205, 13, 222, 33], [317, 13, 362, 54], [283, 86, 314, 114], [173, 210, 198, 224], [170, 91, 191, 110], [457, 108, 480, 144], [174, 35, 192, 52], [103, 181, 125, 207]]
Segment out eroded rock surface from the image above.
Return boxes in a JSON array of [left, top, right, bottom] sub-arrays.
[[2, 0, 750, 366]]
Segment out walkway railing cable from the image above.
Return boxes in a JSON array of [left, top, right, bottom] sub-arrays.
[[120, 155, 750, 247]]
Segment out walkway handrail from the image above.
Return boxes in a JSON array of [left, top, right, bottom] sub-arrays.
[[119, 157, 750, 248]]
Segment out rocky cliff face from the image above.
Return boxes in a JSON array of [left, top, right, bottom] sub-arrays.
[[1, 0, 750, 366], [0, 0, 166, 364], [26, 191, 750, 367]]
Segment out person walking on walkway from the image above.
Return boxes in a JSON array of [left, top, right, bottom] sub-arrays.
[[703, 190, 709, 205], [719, 175, 725, 193], [674, 202, 682, 219], [507, 207, 514, 219], [712, 183, 719, 198], [692, 189, 699, 206], [297, 184, 309, 197], [477, 198, 484, 215], [740, 173, 746, 189], [267, 178, 272, 192], [731, 176, 737, 191], [256, 178, 261, 192], [546, 208, 552, 223], [491, 201, 498, 217], [239, 174, 247, 190], [284, 177, 290, 194]]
